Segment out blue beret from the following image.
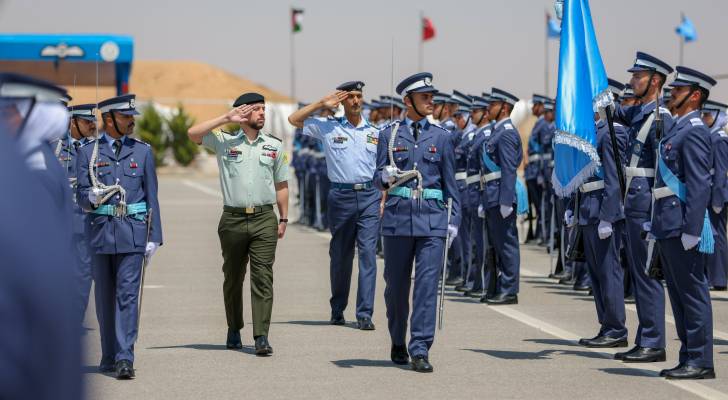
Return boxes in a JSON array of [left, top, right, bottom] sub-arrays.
[[336, 81, 364, 92]]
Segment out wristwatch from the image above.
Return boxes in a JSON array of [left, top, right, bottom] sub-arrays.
[[279, 218, 288, 224]]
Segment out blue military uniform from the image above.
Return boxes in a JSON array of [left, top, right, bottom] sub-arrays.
[[526, 95, 551, 243], [451, 91, 473, 290], [53, 103, 97, 324], [76, 94, 163, 377], [374, 73, 460, 372], [477, 88, 523, 303], [302, 80, 382, 327], [651, 66, 717, 378], [618, 53, 674, 354], [703, 100, 728, 289]]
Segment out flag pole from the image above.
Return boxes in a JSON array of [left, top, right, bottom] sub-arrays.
[[418, 10, 424, 71], [290, 6, 296, 101], [544, 9, 549, 95], [679, 12, 685, 65]]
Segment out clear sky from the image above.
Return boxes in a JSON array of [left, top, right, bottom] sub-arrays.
[[2, 0, 727, 102]]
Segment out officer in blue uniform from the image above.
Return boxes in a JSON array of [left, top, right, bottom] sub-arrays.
[[288, 81, 381, 329], [702, 100, 728, 290], [374, 72, 460, 373], [573, 83, 629, 349], [461, 95, 492, 297], [53, 103, 98, 324], [451, 92, 473, 291], [432, 92, 451, 125], [476, 88, 523, 305], [540, 103, 559, 259], [614, 52, 674, 363], [76, 94, 163, 379], [650, 67, 717, 379], [526, 95, 550, 244]]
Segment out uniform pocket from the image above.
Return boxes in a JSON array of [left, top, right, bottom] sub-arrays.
[[625, 178, 651, 215], [655, 197, 683, 232]]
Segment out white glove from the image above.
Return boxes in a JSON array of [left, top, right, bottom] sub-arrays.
[[564, 210, 574, 226], [500, 205, 513, 219], [145, 242, 159, 260], [477, 205, 485, 218], [446, 224, 458, 248], [597, 220, 613, 240], [642, 221, 652, 233], [681, 233, 700, 251], [714, 206, 723, 214], [381, 165, 398, 185], [88, 187, 104, 205]]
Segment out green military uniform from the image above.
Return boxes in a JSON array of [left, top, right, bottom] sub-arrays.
[[203, 128, 289, 338]]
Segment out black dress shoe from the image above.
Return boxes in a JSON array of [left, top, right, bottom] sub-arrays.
[[573, 284, 591, 291], [660, 363, 685, 377], [254, 336, 273, 356], [665, 365, 715, 380], [581, 335, 628, 348], [445, 277, 463, 286], [552, 271, 570, 280], [622, 347, 666, 363], [115, 360, 134, 380], [391, 344, 409, 365], [357, 317, 376, 331], [485, 293, 518, 305], [99, 363, 115, 373], [712, 286, 728, 291], [578, 335, 601, 346], [410, 355, 433, 373], [330, 315, 346, 325], [454, 284, 469, 292], [559, 277, 576, 285], [614, 345, 641, 360], [479, 293, 495, 303], [465, 290, 484, 298], [226, 329, 242, 349]]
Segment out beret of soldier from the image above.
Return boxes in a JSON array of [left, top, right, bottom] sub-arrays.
[[233, 92, 265, 107], [336, 81, 365, 92]]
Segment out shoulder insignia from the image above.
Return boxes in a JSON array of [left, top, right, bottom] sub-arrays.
[[266, 134, 282, 142], [380, 120, 401, 131], [504, 123, 514, 130], [690, 118, 704, 127], [80, 139, 96, 147], [659, 107, 672, 115], [131, 137, 150, 146], [719, 130, 728, 138]]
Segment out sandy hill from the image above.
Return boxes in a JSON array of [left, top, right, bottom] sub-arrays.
[[68, 60, 292, 122]]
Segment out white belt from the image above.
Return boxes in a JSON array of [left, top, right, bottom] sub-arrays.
[[580, 180, 604, 193], [625, 167, 655, 178], [653, 186, 676, 200], [542, 153, 553, 161], [483, 171, 502, 182], [548, 160, 555, 167], [465, 174, 481, 185], [528, 154, 542, 162], [313, 153, 326, 159], [455, 172, 467, 181]]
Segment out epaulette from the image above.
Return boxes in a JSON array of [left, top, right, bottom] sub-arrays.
[[131, 137, 151, 146], [659, 107, 672, 115], [719, 130, 728, 138], [380, 120, 401, 131], [690, 118, 704, 127], [430, 123, 450, 133], [80, 139, 96, 147], [266, 133, 282, 142], [504, 123, 515, 130]]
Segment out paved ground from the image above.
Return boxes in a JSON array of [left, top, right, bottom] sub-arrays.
[[84, 176, 728, 400]]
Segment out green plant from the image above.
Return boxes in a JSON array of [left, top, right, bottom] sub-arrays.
[[167, 104, 198, 166], [136, 105, 167, 166]]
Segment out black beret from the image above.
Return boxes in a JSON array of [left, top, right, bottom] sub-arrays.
[[336, 81, 365, 92], [233, 92, 265, 107]]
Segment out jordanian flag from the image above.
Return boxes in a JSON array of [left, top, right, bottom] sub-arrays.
[[291, 8, 304, 33]]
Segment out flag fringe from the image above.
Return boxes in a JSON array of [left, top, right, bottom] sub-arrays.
[[551, 130, 601, 198]]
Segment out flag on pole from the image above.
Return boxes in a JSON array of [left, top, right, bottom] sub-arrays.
[[291, 8, 304, 33], [552, 0, 609, 197], [675, 13, 697, 42], [546, 11, 561, 39], [422, 16, 436, 41]]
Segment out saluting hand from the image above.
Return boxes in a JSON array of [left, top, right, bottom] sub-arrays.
[[320, 91, 349, 110], [226, 104, 255, 124]]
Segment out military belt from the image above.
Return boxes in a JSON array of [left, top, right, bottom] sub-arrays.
[[528, 154, 542, 162], [223, 204, 274, 215], [483, 171, 502, 182], [388, 186, 443, 201], [625, 167, 655, 178], [465, 174, 481, 186], [92, 201, 147, 220], [330, 181, 373, 191], [455, 172, 468, 181], [579, 180, 605, 193]]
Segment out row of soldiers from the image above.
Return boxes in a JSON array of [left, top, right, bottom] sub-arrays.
[[288, 51, 727, 379], [0, 72, 163, 382]]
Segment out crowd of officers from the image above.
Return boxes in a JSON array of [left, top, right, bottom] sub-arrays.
[[289, 51, 728, 379]]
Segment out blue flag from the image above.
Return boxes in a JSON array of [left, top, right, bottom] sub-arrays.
[[676, 14, 697, 42], [552, 0, 608, 197], [546, 12, 561, 39]]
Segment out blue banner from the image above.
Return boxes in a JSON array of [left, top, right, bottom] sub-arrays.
[[676, 14, 697, 42], [552, 0, 608, 197]]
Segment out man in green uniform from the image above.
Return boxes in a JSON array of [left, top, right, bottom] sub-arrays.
[[188, 92, 289, 356]]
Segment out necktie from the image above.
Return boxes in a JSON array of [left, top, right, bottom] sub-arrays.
[[113, 139, 122, 158], [412, 121, 420, 141], [73, 141, 81, 152]]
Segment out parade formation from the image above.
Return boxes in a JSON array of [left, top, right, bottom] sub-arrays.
[[3, 1, 728, 398]]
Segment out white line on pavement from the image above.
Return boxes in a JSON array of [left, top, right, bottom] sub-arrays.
[[181, 179, 223, 199], [487, 306, 728, 400]]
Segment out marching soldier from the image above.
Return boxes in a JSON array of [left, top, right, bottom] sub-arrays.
[[573, 84, 629, 348], [77, 94, 163, 379], [476, 88, 523, 305], [702, 100, 728, 290], [54, 103, 98, 323], [650, 67, 717, 379], [614, 52, 673, 363], [187, 92, 289, 357], [375, 72, 460, 372], [288, 81, 381, 330]]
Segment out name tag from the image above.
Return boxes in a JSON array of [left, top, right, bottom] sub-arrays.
[[226, 148, 241, 158], [333, 136, 348, 144], [264, 151, 278, 159]]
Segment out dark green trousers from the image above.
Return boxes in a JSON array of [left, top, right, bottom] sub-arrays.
[[218, 206, 278, 338]]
